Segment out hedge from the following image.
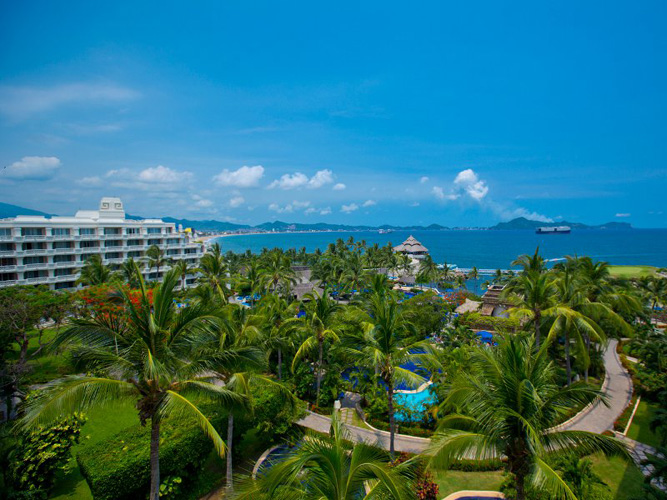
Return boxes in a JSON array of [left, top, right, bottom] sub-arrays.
[[459, 312, 519, 334], [77, 408, 224, 500]]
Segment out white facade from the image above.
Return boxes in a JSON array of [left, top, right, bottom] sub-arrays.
[[0, 197, 204, 290]]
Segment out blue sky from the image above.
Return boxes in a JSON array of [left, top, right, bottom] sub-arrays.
[[0, 1, 665, 227]]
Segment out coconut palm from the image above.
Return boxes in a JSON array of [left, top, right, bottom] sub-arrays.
[[342, 292, 433, 457], [292, 290, 343, 407], [260, 250, 298, 296], [505, 271, 555, 348], [512, 247, 546, 274], [428, 336, 628, 500], [20, 265, 244, 500], [146, 244, 170, 280], [77, 254, 113, 286], [417, 254, 439, 289], [236, 413, 414, 500], [198, 243, 231, 303], [195, 304, 290, 492], [258, 294, 300, 380], [172, 259, 192, 290], [340, 252, 369, 295], [118, 257, 141, 288]]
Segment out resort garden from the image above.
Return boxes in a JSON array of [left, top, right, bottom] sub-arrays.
[[0, 238, 665, 500]]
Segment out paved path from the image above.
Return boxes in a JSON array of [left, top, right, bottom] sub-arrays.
[[297, 411, 429, 454], [616, 434, 666, 492], [297, 340, 631, 453], [557, 339, 633, 433]]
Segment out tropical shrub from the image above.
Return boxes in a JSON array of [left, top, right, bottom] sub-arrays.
[[77, 410, 223, 500], [6, 412, 86, 499], [459, 312, 520, 333]]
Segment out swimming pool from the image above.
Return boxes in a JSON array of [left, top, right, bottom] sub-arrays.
[[394, 385, 437, 422]]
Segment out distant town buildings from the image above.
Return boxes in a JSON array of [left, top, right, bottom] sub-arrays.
[[0, 197, 203, 290]]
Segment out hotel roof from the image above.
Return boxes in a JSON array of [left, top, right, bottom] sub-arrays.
[[393, 235, 428, 253]]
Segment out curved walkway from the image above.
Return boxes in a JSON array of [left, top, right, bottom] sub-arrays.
[[296, 339, 632, 452]]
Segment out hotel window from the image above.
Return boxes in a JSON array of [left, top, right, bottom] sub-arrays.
[[55, 268, 76, 277], [147, 239, 162, 246], [23, 256, 46, 265], [127, 239, 143, 247], [21, 228, 45, 236], [53, 254, 74, 263], [53, 241, 73, 249], [104, 240, 122, 248], [103, 228, 121, 235], [80, 241, 99, 248], [127, 251, 142, 258], [0, 228, 11, 236], [126, 227, 141, 235], [52, 228, 71, 236], [105, 252, 122, 260], [79, 228, 96, 236], [22, 242, 46, 250], [147, 228, 162, 234], [0, 273, 18, 281], [0, 258, 16, 267], [0, 243, 14, 252], [24, 270, 48, 279]]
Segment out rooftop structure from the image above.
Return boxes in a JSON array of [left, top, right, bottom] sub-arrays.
[[392, 235, 429, 259], [0, 197, 204, 290], [480, 284, 510, 317]]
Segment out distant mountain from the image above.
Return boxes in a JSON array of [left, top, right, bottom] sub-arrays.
[[490, 217, 632, 231], [0, 202, 51, 219]]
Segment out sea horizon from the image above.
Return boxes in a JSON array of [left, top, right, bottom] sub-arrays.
[[213, 228, 667, 270]]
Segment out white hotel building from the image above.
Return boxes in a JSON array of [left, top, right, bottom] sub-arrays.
[[0, 197, 204, 290]]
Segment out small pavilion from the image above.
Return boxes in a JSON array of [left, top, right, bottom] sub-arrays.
[[392, 235, 429, 260]]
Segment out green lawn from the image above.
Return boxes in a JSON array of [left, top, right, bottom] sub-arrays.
[[608, 265, 657, 279], [50, 401, 139, 500], [627, 400, 663, 448], [433, 469, 504, 497], [589, 453, 646, 500]]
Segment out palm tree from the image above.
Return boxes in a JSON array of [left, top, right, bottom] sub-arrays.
[[198, 243, 230, 303], [417, 255, 439, 289], [343, 292, 433, 457], [469, 267, 479, 280], [196, 304, 288, 492], [505, 271, 555, 347], [341, 252, 369, 295], [258, 294, 299, 380], [236, 413, 414, 499], [428, 336, 628, 500], [77, 254, 113, 286], [20, 265, 244, 500], [292, 290, 343, 407], [118, 257, 141, 288], [172, 259, 192, 290], [260, 250, 298, 296], [146, 244, 170, 280], [512, 247, 546, 274]]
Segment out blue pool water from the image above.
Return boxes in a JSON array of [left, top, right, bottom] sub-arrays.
[[394, 386, 437, 422]]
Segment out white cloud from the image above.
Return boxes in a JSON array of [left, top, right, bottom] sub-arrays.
[[139, 165, 192, 183], [454, 168, 489, 200], [492, 203, 553, 223], [308, 169, 334, 188], [305, 206, 332, 216], [420, 176, 429, 184], [341, 203, 359, 213], [76, 176, 103, 187], [268, 172, 308, 189], [0, 83, 139, 119], [195, 198, 213, 208], [615, 213, 631, 218], [320, 207, 332, 215], [333, 183, 346, 191], [269, 169, 334, 190], [432, 186, 459, 201], [229, 196, 245, 208], [268, 200, 311, 213], [213, 165, 264, 187], [4, 156, 61, 180], [362, 199, 376, 207]]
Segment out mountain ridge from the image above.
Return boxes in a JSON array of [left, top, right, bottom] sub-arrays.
[[0, 202, 633, 231]]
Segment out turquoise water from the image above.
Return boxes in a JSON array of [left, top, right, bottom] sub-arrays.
[[394, 387, 437, 422], [214, 229, 667, 269]]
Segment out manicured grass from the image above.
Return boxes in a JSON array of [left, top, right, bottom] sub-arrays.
[[589, 453, 646, 500], [627, 400, 663, 448], [433, 469, 504, 497], [50, 401, 139, 500], [609, 265, 657, 279]]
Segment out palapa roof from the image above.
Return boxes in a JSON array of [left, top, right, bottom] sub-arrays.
[[393, 235, 428, 254], [291, 282, 324, 301]]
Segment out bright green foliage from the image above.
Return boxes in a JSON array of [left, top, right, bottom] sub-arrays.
[[8, 412, 86, 497], [459, 311, 520, 333], [76, 410, 223, 500], [250, 384, 306, 440]]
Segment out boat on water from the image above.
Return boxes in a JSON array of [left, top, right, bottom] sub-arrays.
[[536, 226, 571, 234], [378, 228, 394, 234]]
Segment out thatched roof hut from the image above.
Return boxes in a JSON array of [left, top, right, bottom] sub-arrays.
[[480, 284, 510, 317], [393, 235, 428, 257]]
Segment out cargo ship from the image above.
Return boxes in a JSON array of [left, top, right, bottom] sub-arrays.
[[536, 226, 571, 234]]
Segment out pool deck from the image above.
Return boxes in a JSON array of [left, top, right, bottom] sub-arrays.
[[297, 339, 633, 455]]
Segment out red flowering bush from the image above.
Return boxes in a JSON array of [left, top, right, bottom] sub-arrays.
[[388, 453, 439, 500], [75, 284, 153, 326]]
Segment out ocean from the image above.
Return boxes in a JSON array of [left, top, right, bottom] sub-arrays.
[[213, 229, 667, 270]]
